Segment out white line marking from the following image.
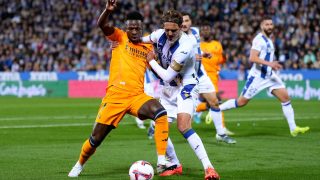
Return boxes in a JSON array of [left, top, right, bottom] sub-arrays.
[[0, 123, 93, 129], [0, 115, 317, 129], [0, 115, 96, 121]]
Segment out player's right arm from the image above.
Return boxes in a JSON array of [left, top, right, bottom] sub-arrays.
[[97, 0, 117, 36], [141, 29, 163, 44], [249, 38, 282, 70]]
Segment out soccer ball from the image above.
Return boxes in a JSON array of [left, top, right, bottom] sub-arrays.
[[129, 160, 154, 180]]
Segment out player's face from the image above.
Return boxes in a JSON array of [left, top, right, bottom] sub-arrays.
[[261, 19, 274, 36], [182, 15, 192, 33], [163, 22, 181, 43], [200, 25, 211, 40], [126, 20, 143, 44]]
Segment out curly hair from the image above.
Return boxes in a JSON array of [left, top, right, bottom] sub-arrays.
[[161, 9, 183, 26]]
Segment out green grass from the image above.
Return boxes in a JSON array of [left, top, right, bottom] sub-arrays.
[[0, 97, 319, 180]]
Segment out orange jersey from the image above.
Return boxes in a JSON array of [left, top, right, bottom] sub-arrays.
[[200, 40, 226, 75], [104, 28, 153, 102]]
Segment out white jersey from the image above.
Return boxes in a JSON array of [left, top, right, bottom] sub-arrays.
[[147, 29, 199, 118], [249, 32, 275, 79], [149, 29, 198, 86], [241, 32, 285, 99]]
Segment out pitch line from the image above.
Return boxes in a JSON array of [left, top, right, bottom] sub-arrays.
[[0, 116, 317, 129]]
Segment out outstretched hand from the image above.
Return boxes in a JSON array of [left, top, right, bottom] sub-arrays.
[[106, 0, 117, 11]]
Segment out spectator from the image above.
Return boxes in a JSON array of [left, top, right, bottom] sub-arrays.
[[0, 0, 319, 72]]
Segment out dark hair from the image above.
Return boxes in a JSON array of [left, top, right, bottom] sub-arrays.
[[261, 15, 272, 22], [126, 11, 144, 21], [181, 11, 192, 20], [161, 9, 183, 26]]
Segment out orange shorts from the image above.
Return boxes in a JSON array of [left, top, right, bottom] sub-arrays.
[[95, 93, 153, 127], [207, 74, 219, 92]]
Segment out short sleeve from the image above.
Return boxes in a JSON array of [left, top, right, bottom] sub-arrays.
[[172, 44, 193, 65], [106, 28, 124, 42], [251, 37, 263, 52], [149, 29, 165, 43]]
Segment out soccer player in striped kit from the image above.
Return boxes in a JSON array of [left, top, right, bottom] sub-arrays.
[[219, 16, 309, 137]]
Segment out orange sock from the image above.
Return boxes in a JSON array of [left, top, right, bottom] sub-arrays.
[[79, 139, 96, 165], [196, 102, 208, 112], [154, 115, 169, 155], [221, 111, 225, 127]]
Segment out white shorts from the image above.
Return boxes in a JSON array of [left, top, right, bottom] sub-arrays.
[[198, 74, 216, 94], [159, 84, 198, 122], [241, 72, 285, 99]]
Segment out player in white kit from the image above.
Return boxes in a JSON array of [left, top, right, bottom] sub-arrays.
[[143, 10, 220, 180], [219, 16, 309, 137], [181, 12, 236, 144]]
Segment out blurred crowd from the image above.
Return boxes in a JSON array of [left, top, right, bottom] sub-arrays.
[[0, 0, 319, 73]]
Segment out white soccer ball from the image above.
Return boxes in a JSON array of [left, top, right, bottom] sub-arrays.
[[129, 160, 154, 180]]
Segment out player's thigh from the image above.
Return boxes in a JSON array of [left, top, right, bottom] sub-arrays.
[[129, 93, 159, 120], [201, 92, 219, 107], [241, 76, 268, 99], [177, 84, 198, 116], [271, 88, 290, 102], [269, 74, 288, 102], [95, 102, 127, 128]]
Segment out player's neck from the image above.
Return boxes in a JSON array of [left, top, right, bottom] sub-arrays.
[[261, 31, 270, 38]]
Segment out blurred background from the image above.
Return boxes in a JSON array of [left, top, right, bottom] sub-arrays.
[[0, 0, 319, 99]]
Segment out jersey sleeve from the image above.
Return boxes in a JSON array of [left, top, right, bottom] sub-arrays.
[[172, 44, 193, 65], [106, 27, 124, 42], [148, 29, 165, 43], [251, 36, 263, 52]]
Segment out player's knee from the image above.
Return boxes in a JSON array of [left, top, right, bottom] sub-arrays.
[[208, 98, 220, 109], [177, 123, 189, 134], [89, 135, 102, 148], [237, 98, 248, 107], [153, 107, 167, 121]]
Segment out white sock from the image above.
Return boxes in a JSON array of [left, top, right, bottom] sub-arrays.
[[135, 117, 144, 126], [210, 108, 225, 135], [157, 155, 166, 165], [220, 99, 238, 111], [165, 138, 180, 166], [184, 129, 213, 169], [281, 101, 296, 131]]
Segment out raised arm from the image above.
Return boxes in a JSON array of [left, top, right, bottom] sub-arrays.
[[97, 0, 117, 36]]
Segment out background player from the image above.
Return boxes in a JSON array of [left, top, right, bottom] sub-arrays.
[[181, 12, 236, 144], [199, 23, 235, 135], [143, 10, 220, 180], [68, 0, 170, 177], [219, 16, 310, 137]]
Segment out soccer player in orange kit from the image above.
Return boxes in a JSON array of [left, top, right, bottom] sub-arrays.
[[68, 0, 171, 177]]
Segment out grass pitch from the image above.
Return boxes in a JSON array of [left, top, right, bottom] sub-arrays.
[[0, 97, 319, 180]]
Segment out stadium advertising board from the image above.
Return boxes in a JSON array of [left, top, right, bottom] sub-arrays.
[[238, 80, 320, 100], [0, 71, 109, 81], [0, 81, 68, 97], [68, 81, 107, 98], [0, 70, 319, 81], [220, 70, 320, 80]]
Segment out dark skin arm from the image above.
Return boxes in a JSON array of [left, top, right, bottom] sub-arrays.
[[97, 0, 117, 36]]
